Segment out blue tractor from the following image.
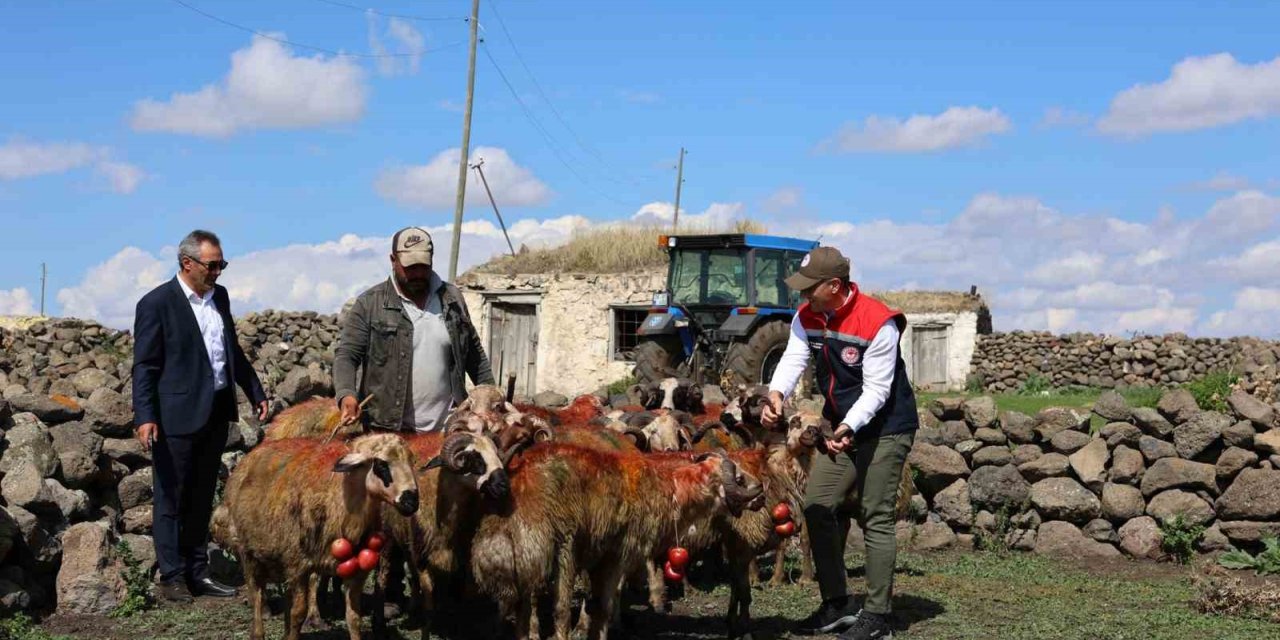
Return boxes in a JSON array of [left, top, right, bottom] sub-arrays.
[[634, 233, 819, 388]]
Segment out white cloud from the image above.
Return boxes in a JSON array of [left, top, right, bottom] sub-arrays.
[[0, 140, 101, 180], [1185, 171, 1252, 192], [130, 35, 366, 137], [819, 106, 1011, 153], [1040, 106, 1090, 128], [56, 247, 173, 329], [375, 146, 551, 210], [0, 139, 146, 195], [762, 186, 803, 213], [1196, 190, 1280, 241], [47, 188, 1280, 338], [368, 12, 425, 76], [1201, 288, 1280, 338], [95, 161, 146, 194], [1098, 53, 1280, 135], [0, 288, 36, 316], [1028, 251, 1106, 286], [630, 201, 748, 230]]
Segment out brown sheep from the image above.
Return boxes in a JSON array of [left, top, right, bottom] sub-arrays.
[[220, 433, 421, 640], [468, 443, 763, 640], [263, 396, 360, 441]]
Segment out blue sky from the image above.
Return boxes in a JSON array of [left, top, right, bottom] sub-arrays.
[[2, 1, 1279, 336]]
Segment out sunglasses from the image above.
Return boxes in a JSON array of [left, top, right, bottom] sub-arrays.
[[187, 257, 229, 271]]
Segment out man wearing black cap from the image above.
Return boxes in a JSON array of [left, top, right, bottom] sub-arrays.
[[333, 226, 495, 431], [761, 246, 918, 639]]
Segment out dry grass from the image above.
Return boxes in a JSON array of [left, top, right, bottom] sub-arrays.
[[1194, 565, 1280, 623], [872, 290, 987, 313], [467, 220, 768, 275], [0, 315, 46, 331]]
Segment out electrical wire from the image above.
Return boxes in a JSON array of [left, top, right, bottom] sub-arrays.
[[167, 0, 465, 58], [309, 0, 466, 22], [481, 42, 638, 207], [487, 0, 662, 190]]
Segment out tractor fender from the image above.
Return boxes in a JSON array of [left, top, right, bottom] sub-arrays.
[[718, 309, 793, 339], [637, 312, 679, 336]]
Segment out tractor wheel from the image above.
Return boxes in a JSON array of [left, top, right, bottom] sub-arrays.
[[723, 320, 791, 388], [633, 336, 687, 384]]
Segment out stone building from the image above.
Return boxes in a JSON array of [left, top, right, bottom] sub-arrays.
[[458, 263, 990, 395]]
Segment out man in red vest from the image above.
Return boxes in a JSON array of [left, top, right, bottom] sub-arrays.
[[763, 246, 918, 640]]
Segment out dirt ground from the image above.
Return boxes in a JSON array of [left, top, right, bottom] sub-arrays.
[[36, 549, 1278, 640]]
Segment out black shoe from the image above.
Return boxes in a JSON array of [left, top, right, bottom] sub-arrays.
[[795, 597, 859, 634], [156, 580, 193, 604], [188, 577, 238, 598], [837, 610, 894, 640]]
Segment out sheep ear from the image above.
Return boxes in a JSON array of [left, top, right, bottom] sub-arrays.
[[333, 453, 369, 473], [421, 456, 445, 471]]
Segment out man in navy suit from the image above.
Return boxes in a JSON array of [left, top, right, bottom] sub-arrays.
[[132, 229, 270, 603]]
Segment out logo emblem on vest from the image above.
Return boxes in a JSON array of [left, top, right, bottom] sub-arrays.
[[840, 346, 860, 365]]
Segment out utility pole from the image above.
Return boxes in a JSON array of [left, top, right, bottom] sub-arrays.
[[449, 0, 482, 281], [671, 147, 685, 232], [40, 263, 46, 316], [471, 158, 516, 258]]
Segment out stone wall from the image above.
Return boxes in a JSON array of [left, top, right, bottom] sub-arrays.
[[459, 271, 667, 395], [0, 313, 341, 616], [971, 332, 1280, 401], [901, 389, 1280, 557]]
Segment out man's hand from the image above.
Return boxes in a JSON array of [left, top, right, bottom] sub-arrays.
[[257, 400, 270, 423], [136, 423, 158, 451], [761, 391, 785, 428], [339, 395, 361, 426], [824, 424, 854, 454]]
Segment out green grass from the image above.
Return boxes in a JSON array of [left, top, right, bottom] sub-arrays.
[[38, 551, 1277, 640]]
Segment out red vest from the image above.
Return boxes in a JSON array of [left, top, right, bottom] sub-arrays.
[[796, 286, 919, 439]]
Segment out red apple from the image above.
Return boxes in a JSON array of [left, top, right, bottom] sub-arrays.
[[663, 561, 685, 582], [667, 547, 690, 570], [336, 557, 359, 579], [775, 521, 796, 537], [330, 537, 355, 561], [366, 532, 386, 552], [771, 503, 792, 523], [357, 548, 380, 572]]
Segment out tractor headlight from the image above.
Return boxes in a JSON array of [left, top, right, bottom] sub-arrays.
[[652, 292, 669, 306], [667, 237, 678, 248]]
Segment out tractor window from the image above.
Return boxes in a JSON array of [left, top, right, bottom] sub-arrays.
[[670, 249, 748, 306], [753, 250, 785, 307], [786, 252, 805, 307]]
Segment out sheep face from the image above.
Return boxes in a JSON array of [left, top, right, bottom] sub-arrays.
[[333, 434, 421, 516], [697, 452, 765, 517], [724, 384, 771, 428], [786, 410, 827, 453], [495, 414, 552, 462], [643, 414, 693, 452], [424, 432, 510, 499], [455, 384, 519, 421]]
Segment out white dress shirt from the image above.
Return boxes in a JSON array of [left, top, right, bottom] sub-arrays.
[[177, 275, 229, 391], [768, 314, 900, 434]]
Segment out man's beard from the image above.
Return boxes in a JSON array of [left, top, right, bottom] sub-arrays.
[[396, 272, 429, 296]]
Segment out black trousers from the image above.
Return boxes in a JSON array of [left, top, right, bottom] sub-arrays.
[[151, 388, 232, 584]]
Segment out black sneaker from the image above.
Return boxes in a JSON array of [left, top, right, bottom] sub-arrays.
[[795, 597, 859, 634], [837, 610, 894, 640]]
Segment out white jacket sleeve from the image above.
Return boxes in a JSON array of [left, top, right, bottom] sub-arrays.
[[841, 320, 900, 433], [766, 314, 811, 400]]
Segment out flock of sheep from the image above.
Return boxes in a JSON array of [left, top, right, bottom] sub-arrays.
[[211, 379, 899, 640]]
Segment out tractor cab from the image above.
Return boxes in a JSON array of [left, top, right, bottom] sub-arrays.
[[635, 233, 819, 387]]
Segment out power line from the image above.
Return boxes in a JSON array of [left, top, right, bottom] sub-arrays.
[[487, 0, 660, 190], [480, 42, 636, 207], [166, 0, 465, 58], [308, 0, 466, 22]]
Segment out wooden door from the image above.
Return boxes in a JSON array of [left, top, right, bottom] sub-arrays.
[[488, 303, 539, 397], [911, 326, 949, 391]]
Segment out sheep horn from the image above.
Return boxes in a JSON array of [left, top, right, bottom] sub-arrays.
[[622, 427, 651, 452], [441, 432, 472, 471]]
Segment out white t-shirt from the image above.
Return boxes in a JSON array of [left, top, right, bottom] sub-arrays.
[[393, 274, 454, 431]]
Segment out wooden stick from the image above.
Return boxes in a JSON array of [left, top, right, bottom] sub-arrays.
[[324, 394, 375, 445]]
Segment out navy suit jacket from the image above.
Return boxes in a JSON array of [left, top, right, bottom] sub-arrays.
[[132, 277, 267, 436]]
